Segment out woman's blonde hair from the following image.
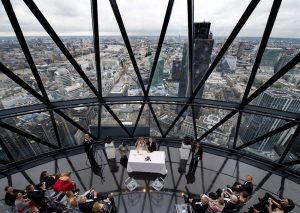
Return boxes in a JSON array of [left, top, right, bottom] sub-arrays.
[[69, 197, 78, 208], [61, 171, 72, 177], [92, 202, 103, 213]]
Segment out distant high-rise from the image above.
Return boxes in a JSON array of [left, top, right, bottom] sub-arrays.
[[239, 89, 300, 151], [178, 22, 214, 118], [171, 59, 182, 81], [237, 42, 246, 59], [152, 58, 164, 87]]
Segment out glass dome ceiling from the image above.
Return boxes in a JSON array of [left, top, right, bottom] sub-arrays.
[[0, 0, 299, 179]]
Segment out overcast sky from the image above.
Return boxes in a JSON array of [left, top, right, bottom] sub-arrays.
[[0, 0, 300, 38]]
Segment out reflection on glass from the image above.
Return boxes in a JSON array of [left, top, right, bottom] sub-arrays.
[[237, 113, 294, 161], [282, 128, 300, 166], [0, 124, 53, 161]]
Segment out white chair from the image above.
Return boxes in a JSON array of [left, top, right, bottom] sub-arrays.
[[175, 203, 193, 213], [150, 177, 165, 191], [125, 177, 138, 191]]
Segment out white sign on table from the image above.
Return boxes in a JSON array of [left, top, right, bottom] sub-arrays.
[[127, 150, 167, 175]]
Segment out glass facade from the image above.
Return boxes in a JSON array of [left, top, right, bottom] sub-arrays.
[[0, 0, 300, 209]]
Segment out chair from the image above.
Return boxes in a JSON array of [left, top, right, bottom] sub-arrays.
[[175, 203, 193, 213], [124, 177, 138, 191], [150, 177, 165, 191]]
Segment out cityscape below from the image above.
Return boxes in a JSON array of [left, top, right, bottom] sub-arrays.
[[1, 23, 299, 171]]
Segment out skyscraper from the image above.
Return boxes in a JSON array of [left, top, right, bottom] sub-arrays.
[[171, 59, 182, 81], [239, 89, 300, 151], [178, 22, 214, 118], [152, 58, 164, 87]]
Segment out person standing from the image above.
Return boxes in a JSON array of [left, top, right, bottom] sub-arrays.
[[118, 142, 129, 167], [188, 142, 203, 175]]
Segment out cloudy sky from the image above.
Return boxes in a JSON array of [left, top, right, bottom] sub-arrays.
[[0, 0, 300, 38]]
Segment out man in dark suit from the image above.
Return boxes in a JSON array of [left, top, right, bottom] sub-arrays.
[[147, 137, 157, 153], [26, 183, 48, 211], [229, 175, 253, 195]]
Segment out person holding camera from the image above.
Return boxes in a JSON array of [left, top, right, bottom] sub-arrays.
[[250, 192, 295, 213]]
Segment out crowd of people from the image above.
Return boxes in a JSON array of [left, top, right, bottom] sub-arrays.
[[3, 137, 297, 213], [182, 175, 295, 213], [4, 170, 116, 213]]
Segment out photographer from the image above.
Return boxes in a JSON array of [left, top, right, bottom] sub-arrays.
[[79, 188, 115, 213], [251, 193, 294, 213]]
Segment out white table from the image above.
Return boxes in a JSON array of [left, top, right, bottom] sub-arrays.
[[127, 150, 167, 175]]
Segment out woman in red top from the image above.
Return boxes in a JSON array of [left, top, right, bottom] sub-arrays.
[[53, 171, 76, 192]]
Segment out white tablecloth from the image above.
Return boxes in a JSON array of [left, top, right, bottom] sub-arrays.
[[127, 150, 167, 175]]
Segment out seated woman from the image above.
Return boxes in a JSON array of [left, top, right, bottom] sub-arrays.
[[135, 137, 147, 153], [183, 194, 209, 213], [250, 193, 294, 213], [53, 171, 76, 192], [15, 192, 31, 213]]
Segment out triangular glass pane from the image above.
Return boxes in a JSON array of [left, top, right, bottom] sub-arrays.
[[237, 113, 292, 161], [53, 110, 87, 147], [1, 112, 59, 147], [109, 103, 148, 136], [34, 0, 96, 79], [150, 0, 188, 97], [200, 0, 273, 103], [281, 127, 300, 164], [60, 106, 99, 131], [237, 112, 289, 147], [237, 113, 287, 150], [12, 1, 97, 101], [0, 126, 54, 161], [133, 104, 150, 137], [98, 0, 143, 97], [200, 112, 238, 148], [0, 4, 44, 95], [248, 0, 300, 108], [0, 72, 42, 109], [150, 103, 187, 138], [117, 0, 168, 75], [249, 66, 300, 113], [149, 105, 162, 138], [239, 131, 291, 162], [100, 105, 130, 140]]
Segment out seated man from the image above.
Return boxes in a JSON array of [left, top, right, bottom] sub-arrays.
[[25, 183, 48, 212], [229, 175, 253, 195], [147, 137, 157, 153], [183, 194, 209, 213]]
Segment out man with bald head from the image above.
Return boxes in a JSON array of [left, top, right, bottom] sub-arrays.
[[229, 175, 253, 195]]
